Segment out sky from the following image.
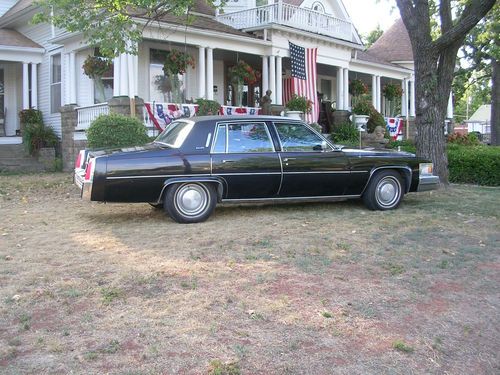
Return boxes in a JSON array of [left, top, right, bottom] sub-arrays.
[[342, 0, 401, 37]]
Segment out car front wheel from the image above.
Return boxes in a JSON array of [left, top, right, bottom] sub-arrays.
[[164, 182, 216, 223], [363, 170, 404, 210]]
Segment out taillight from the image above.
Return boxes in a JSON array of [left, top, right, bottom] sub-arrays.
[[75, 151, 83, 169], [84, 159, 95, 181]]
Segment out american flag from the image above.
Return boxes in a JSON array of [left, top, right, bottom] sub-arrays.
[[284, 41, 319, 124]]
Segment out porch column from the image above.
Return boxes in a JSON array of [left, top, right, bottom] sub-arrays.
[[410, 78, 416, 117], [343, 68, 349, 110], [337, 67, 344, 110], [30, 63, 38, 109], [206, 47, 214, 100], [119, 54, 129, 96], [269, 56, 276, 104], [401, 79, 408, 116], [376, 75, 381, 112], [371, 75, 377, 108], [447, 91, 453, 119], [276, 56, 282, 105], [198, 46, 206, 99], [22, 63, 29, 109], [262, 56, 269, 93], [127, 53, 138, 98], [113, 55, 121, 96], [69, 52, 76, 104]]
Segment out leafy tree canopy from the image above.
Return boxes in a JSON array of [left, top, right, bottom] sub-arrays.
[[363, 25, 383, 48], [33, 0, 219, 57]]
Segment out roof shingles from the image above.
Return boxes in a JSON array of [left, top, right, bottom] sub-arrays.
[[367, 18, 413, 62]]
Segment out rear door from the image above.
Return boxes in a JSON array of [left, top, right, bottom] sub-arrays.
[[211, 121, 281, 199], [273, 121, 351, 197]]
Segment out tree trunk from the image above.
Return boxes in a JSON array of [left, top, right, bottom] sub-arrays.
[[491, 58, 499, 146], [413, 45, 455, 184]]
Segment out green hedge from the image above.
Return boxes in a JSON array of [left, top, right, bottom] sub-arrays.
[[87, 114, 149, 149], [448, 144, 500, 186]]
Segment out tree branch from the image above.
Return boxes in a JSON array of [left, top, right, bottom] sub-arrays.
[[439, 0, 452, 34], [434, 0, 496, 51]]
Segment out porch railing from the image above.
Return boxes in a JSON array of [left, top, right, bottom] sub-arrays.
[[216, 3, 353, 42], [76, 103, 109, 131]]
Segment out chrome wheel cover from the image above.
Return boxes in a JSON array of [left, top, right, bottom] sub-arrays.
[[375, 176, 401, 208], [175, 184, 209, 217]]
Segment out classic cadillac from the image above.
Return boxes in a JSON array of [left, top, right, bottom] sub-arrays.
[[75, 116, 439, 223]]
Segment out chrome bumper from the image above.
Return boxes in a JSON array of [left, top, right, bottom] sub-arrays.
[[74, 169, 85, 190], [81, 181, 93, 200], [417, 175, 440, 192]]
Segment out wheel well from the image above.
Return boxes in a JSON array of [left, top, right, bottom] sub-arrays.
[[157, 179, 224, 204]]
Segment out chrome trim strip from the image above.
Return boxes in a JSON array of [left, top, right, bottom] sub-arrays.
[[277, 153, 284, 195], [214, 172, 282, 176], [283, 171, 351, 175], [222, 194, 361, 203], [106, 174, 212, 180], [205, 132, 212, 148]]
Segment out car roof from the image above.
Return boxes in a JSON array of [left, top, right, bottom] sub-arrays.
[[189, 115, 301, 124]]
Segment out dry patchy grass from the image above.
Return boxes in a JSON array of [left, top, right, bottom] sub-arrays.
[[0, 173, 499, 374]]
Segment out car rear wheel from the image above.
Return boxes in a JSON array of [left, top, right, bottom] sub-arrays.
[[164, 182, 216, 223], [363, 170, 404, 210]]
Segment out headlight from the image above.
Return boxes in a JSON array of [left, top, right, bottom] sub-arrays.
[[419, 163, 433, 176]]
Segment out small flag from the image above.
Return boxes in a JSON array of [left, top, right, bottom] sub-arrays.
[[289, 42, 307, 80]]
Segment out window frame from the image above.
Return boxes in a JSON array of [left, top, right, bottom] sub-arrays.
[[50, 53, 62, 114], [211, 121, 276, 154], [273, 121, 334, 153]]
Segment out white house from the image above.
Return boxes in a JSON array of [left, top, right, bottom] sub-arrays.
[[465, 104, 491, 135], [0, 0, 423, 167]]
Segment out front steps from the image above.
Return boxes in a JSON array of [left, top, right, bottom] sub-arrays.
[[0, 144, 54, 173]]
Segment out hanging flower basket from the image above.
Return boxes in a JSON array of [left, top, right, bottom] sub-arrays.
[[228, 60, 259, 85], [382, 83, 403, 101], [83, 55, 112, 80], [162, 49, 195, 76], [349, 79, 368, 97]]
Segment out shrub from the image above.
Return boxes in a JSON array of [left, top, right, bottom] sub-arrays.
[[367, 106, 386, 133], [331, 122, 359, 146], [22, 122, 59, 156], [447, 132, 480, 146], [351, 99, 372, 115], [386, 139, 416, 153], [86, 114, 149, 149], [448, 145, 500, 186], [19, 109, 43, 125], [195, 98, 221, 116]]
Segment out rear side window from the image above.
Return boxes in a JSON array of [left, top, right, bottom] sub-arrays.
[[212, 122, 274, 153]]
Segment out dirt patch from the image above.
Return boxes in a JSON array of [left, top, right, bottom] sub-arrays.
[[0, 173, 499, 374]]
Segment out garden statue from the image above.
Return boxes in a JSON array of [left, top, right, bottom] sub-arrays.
[[259, 90, 272, 115], [362, 125, 389, 148]]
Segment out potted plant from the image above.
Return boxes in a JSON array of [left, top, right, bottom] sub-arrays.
[[195, 98, 221, 116], [285, 94, 312, 119], [382, 83, 403, 117], [227, 60, 259, 106], [351, 99, 372, 131]]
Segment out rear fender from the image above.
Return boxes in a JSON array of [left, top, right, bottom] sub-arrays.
[[156, 177, 225, 204]]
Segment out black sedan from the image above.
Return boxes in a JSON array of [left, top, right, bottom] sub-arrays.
[[75, 116, 439, 223]]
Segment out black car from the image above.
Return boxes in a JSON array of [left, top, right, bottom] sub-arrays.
[[75, 116, 439, 223]]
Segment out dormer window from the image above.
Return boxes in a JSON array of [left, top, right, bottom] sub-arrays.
[[311, 2, 325, 13]]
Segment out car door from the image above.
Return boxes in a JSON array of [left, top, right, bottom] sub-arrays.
[[211, 121, 281, 199], [273, 121, 352, 197]]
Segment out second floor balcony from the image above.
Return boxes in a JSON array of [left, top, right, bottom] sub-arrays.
[[216, 2, 354, 43]]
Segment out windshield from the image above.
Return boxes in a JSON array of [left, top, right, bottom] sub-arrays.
[[154, 120, 194, 148]]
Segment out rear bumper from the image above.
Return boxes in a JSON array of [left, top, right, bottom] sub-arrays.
[[82, 181, 93, 200], [74, 169, 85, 189], [417, 175, 440, 192]]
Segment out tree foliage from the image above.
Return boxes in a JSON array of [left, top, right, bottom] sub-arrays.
[[363, 25, 383, 48], [34, 0, 219, 57]]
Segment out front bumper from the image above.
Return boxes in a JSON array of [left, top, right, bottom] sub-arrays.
[[417, 175, 440, 192]]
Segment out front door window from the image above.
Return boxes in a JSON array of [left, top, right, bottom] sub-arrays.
[[275, 122, 331, 152]]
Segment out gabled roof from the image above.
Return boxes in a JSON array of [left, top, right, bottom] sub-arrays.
[[367, 18, 413, 62], [355, 50, 408, 70], [0, 28, 41, 48], [467, 105, 491, 122], [0, 0, 34, 21]]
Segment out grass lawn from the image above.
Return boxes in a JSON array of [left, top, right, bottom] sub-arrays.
[[0, 173, 499, 374]]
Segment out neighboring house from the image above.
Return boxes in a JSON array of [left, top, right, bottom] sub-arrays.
[[465, 104, 491, 134], [0, 0, 424, 167]]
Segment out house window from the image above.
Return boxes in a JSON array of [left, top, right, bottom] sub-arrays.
[[149, 48, 186, 103], [312, 2, 325, 13], [94, 49, 114, 104], [50, 54, 61, 113]]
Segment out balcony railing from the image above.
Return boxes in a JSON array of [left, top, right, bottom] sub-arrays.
[[216, 3, 353, 42]]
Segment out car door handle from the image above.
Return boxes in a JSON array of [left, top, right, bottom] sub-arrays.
[[283, 158, 296, 162], [222, 159, 235, 163]]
